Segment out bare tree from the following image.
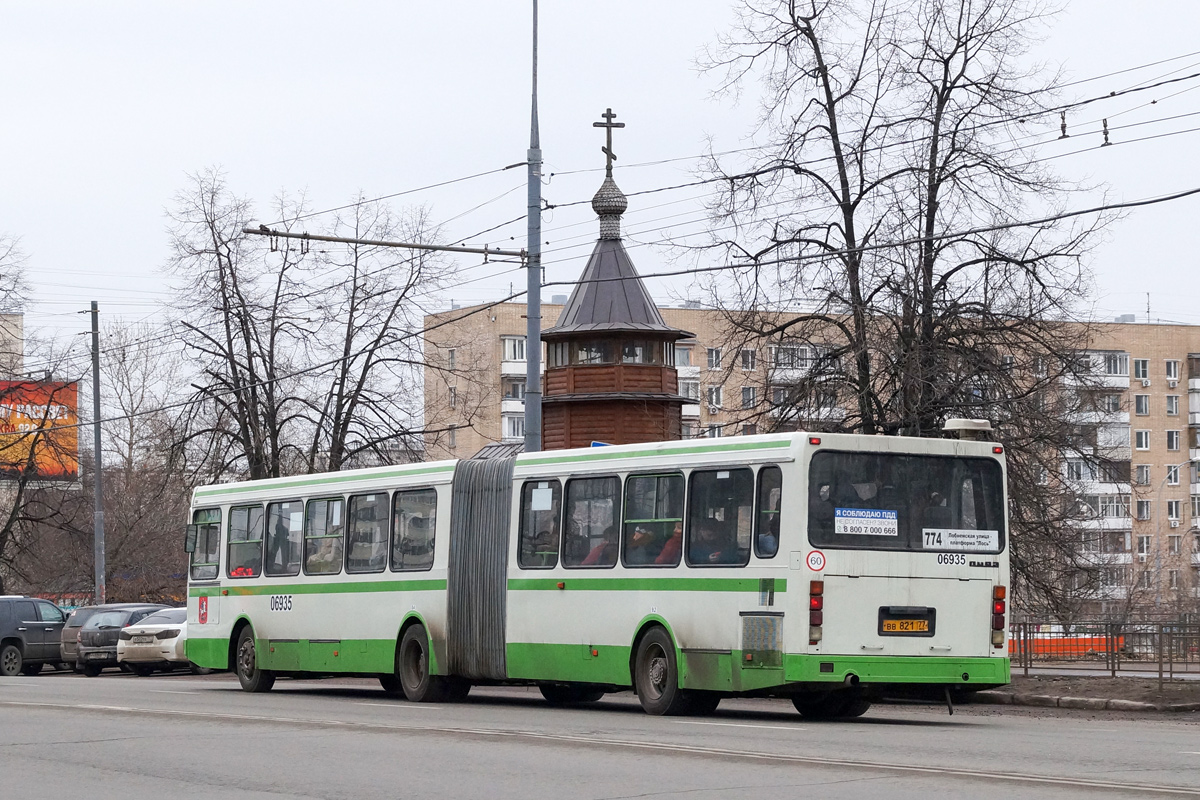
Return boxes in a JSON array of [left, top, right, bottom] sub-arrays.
[[168, 170, 459, 480], [698, 0, 1113, 615]]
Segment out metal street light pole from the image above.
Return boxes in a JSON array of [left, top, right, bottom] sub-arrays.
[[524, 0, 543, 453]]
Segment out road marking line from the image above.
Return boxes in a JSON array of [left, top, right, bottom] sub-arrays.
[[354, 702, 443, 710], [673, 720, 804, 731], [149, 690, 199, 695], [3, 699, 1199, 797]]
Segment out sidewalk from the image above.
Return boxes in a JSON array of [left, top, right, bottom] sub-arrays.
[[974, 673, 1200, 712]]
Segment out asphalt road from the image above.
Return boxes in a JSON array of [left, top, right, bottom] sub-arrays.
[[2, 670, 1199, 799]]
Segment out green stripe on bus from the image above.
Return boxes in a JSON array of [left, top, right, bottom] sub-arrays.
[[507, 577, 786, 593], [517, 438, 792, 466], [188, 579, 446, 597], [193, 463, 456, 499]]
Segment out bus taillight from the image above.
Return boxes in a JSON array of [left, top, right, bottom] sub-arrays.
[[991, 585, 1007, 647], [809, 580, 823, 644]]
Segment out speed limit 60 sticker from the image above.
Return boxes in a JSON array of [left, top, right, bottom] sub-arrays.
[[806, 550, 826, 571]]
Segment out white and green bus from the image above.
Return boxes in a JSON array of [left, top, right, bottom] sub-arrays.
[[185, 427, 1010, 717]]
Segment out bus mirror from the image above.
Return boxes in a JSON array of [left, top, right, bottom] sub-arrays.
[[184, 524, 198, 554]]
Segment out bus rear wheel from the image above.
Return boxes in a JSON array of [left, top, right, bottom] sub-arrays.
[[792, 690, 870, 719], [397, 624, 449, 703], [235, 627, 275, 693], [539, 683, 605, 705], [634, 627, 690, 716]]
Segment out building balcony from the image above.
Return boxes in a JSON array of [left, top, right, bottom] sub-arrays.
[[1064, 373, 1130, 390], [1075, 516, 1133, 530], [768, 404, 846, 422], [1188, 377, 1200, 392], [500, 399, 525, 415], [1071, 481, 1132, 495], [1070, 410, 1130, 425], [677, 365, 700, 380], [681, 403, 700, 419], [501, 359, 527, 377]]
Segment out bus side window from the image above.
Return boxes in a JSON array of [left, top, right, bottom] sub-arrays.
[[686, 468, 753, 567], [265, 500, 304, 577], [305, 498, 345, 575], [190, 508, 221, 580], [228, 505, 264, 578], [346, 493, 389, 574], [623, 474, 684, 567], [755, 466, 782, 558], [562, 476, 620, 568], [518, 480, 561, 569], [392, 488, 437, 572]]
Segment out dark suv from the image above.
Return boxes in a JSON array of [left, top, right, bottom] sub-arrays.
[[77, 605, 167, 676], [61, 603, 168, 671], [0, 596, 68, 676]]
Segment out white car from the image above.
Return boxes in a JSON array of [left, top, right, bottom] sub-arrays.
[[116, 607, 190, 676]]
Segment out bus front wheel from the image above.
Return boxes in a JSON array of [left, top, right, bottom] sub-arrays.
[[634, 627, 690, 716], [397, 624, 449, 703], [235, 627, 275, 693]]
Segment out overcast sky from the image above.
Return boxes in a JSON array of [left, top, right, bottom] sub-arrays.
[[2, 0, 1198, 361]]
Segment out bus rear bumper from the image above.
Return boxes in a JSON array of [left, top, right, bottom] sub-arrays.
[[785, 654, 1009, 687]]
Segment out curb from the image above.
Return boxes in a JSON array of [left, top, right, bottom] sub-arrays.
[[974, 691, 1200, 713]]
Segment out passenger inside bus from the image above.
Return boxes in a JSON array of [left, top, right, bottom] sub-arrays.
[[581, 526, 618, 566]]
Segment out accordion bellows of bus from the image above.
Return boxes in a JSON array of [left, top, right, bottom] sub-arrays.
[[184, 426, 1010, 718]]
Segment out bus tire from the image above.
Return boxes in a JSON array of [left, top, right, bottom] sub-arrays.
[[539, 683, 605, 705], [684, 690, 721, 716], [792, 690, 868, 719], [379, 674, 403, 696], [634, 627, 690, 716], [235, 627, 275, 693], [397, 624, 448, 703]]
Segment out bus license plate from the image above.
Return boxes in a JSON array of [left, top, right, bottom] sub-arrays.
[[882, 619, 929, 633]]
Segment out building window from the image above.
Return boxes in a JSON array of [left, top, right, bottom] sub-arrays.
[[741, 386, 757, 409], [772, 345, 804, 368], [1104, 353, 1129, 376], [1168, 464, 1180, 486], [680, 379, 700, 401], [448, 387, 457, 408], [706, 347, 722, 370], [1167, 430, 1181, 451], [1169, 569, 1180, 590], [706, 386, 723, 409], [1133, 359, 1149, 380], [503, 379, 526, 400], [771, 386, 789, 406], [706, 424, 722, 438], [675, 346, 693, 367], [740, 348, 756, 371], [447, 349, 456, 371], [1136, 500, 1151, 521], [742, 424, 757, 436], [1135, 465, 1151, 485], [1166, 360, 1180, 380], [1169, 535, 1182, 555], [1099, 393, 1122, 413], [1099, 495, 1130, 518], [1134, 395, 1149, 415], [1168, 499, 1181, 520], [1135, 430, 1150, 450], [1138, 570, 1152, 590], [1193, 495, 1200, 522], [503, 336, 527, 362], [1137, 534, 1151, 555], [503, 414, 525, 441], [448, 425, 456, 449], [1065, 459, 1088, 481], [682, 422, 698, 439], [1167, 395, 1179, 415]]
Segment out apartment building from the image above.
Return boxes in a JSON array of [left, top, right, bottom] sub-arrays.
[[424, 305, 1200, 612]]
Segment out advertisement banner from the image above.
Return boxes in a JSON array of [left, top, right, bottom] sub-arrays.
[[0, 381, 79, 481]]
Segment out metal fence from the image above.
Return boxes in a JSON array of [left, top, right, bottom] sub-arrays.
[[1009, 622, 1200, 684]]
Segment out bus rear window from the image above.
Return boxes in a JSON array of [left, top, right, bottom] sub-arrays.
[[808, 451, 1005, 553]]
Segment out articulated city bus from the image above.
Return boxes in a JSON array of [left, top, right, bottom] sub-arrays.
[[185, 428, 1010, 717]]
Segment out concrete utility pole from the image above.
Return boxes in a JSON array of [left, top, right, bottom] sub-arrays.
[[90, 301, 105, 604], [524, 0, 543, 453]]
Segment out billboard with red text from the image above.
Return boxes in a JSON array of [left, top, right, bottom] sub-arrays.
[[0, 381, 79, 481]]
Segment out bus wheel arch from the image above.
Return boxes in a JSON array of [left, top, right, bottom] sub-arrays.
[[232, 621, 275, 693], [227, 616, 254, 672]]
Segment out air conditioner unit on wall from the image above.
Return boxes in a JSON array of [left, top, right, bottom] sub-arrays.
[[1137, 553, 1146, 562], [1168, 379, 1178, 388], [1170, 520, 1180, 528], [1141, 379, 1151, 387]]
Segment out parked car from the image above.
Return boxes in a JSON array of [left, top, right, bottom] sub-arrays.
[[0, 595, 67, 676], [61, 603, 168, 671], [76, 605, 168, 676], [116, 608, 190, 675]]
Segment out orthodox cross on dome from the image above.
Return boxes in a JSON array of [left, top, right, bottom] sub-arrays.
[[593, 108, 625, 178]]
